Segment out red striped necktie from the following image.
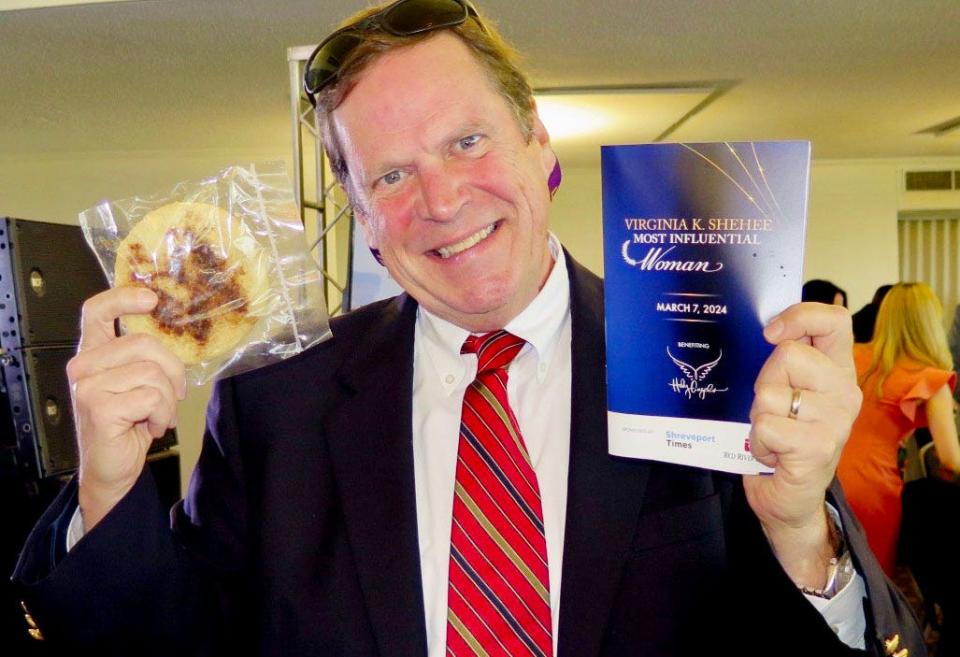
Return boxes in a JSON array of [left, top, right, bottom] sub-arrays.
[[446, 331, 552, 657]]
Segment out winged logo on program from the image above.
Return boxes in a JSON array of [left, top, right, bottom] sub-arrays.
[[666, 347, 729, 400]]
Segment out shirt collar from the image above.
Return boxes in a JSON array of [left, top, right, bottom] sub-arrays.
[[417, 233, 571, 393]]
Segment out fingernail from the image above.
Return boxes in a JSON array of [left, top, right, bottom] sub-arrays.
[[137, 288, 157, 305], [763, 319, 784, 341]]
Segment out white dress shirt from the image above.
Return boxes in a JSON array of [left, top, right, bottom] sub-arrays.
[[413, 235, 572, 656], [69, 234, 866, 652]]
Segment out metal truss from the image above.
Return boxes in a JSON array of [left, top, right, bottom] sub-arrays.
[[287, 45, 352, 316]]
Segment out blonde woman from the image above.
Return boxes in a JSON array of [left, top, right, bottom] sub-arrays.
[[838, 282, 960, 576]]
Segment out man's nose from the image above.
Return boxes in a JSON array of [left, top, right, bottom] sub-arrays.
[[418, 160, 468, 222]]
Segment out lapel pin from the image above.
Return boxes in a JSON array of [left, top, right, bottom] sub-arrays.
[[883, 634, 904, 657]]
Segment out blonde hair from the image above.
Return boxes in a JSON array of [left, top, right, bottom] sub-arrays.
[[312, 2, 535, 197], [861, 282, 954, 395]]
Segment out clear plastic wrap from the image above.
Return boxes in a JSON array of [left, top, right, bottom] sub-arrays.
[[79, 162, 331, 384]]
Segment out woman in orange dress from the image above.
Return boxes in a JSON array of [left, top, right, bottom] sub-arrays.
[[837, 282, 960, 576]]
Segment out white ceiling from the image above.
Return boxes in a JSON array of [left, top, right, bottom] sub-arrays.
[[1, 0, 959, 168], [0, 0, 135, 10]]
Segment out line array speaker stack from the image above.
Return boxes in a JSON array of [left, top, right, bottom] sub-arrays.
[[0, 217, 180, 652]]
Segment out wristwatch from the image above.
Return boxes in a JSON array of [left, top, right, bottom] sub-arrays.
[[798, 515, 853, 599]]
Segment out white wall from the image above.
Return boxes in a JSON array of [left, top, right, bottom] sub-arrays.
[[549, 165, 604, 274], [0, 149, 292, 225], [805, 161, 902, 310], [4, 152, 959, 492], [807, 158, 960, 310]]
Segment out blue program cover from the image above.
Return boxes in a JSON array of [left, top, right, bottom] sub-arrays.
[[601, 141, 810, 474]]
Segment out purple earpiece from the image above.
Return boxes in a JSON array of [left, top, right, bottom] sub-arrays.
[[548, 158, 562, 198]]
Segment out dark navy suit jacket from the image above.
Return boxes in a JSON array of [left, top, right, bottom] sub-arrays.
[[12, 255, 923, 656]]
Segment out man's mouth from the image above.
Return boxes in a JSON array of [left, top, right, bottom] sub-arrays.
[[434, 222, 498, 259]]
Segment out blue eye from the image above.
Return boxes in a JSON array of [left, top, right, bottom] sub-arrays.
[[458, 134, 481, 150], [381, 170, 403, 185]]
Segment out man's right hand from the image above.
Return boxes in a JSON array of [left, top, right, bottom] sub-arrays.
[[67, 287, 186, 532]]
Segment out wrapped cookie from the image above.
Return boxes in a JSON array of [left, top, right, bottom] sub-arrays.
[[80, 162, 331, 384]]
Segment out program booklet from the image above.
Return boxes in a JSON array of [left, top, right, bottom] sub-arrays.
[[601, 141, 810, 475]]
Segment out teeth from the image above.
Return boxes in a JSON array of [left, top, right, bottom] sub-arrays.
[[436, 224, 496, 259]]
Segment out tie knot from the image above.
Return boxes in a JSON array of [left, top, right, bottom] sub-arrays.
[[462, 330, 526, 373]]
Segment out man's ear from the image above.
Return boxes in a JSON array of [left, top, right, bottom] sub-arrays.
[[528, 98, 558, 180]]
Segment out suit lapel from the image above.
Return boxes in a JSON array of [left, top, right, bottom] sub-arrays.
[[324, 294, 429, 657], [558, 255, 652, 657]]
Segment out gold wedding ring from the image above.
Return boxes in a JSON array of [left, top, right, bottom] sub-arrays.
[[788, 388, 803, 420]]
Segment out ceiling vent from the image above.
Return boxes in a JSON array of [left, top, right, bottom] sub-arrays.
[[904, 170, 959, 191]]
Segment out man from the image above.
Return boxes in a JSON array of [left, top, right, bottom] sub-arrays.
[[13, 1, 921, 655]]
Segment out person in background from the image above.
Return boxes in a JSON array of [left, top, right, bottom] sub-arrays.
[[838, 282, 960, 576], [949, 303, 960, 402], [802, 278, 848, 307], [852, 284, 893, 344]]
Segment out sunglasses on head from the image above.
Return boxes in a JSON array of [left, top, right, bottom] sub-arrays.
[[303, 0, 484, 106]]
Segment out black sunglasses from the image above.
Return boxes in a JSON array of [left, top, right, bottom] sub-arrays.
[[303, 0, 483, 106]]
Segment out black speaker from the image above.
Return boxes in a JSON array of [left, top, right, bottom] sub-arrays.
[[0, 218, 176, 480]]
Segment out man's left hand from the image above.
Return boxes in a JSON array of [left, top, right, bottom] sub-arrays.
[[745, 302, 862, 590]]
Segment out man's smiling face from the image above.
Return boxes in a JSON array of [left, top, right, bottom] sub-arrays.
[[332, 31, 557, 331]]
